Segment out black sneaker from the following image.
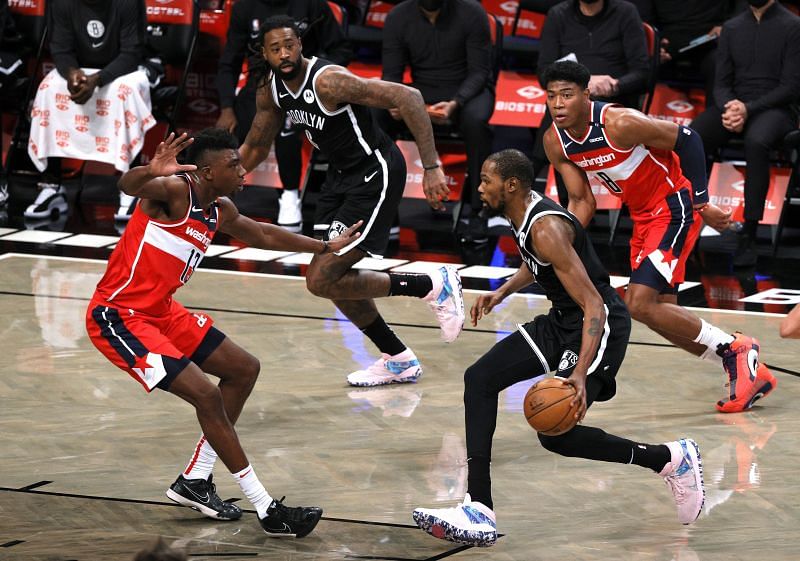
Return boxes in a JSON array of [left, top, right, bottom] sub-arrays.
[[166, 474, 243, 520], [258, 496, 323, 538]]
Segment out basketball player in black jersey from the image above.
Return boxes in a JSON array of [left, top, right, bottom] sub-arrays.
[[413, 150, 705, 547], [239, 16, 465, 386]]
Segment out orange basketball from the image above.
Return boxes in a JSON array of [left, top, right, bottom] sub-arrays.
[[523, 378, 579, 436]]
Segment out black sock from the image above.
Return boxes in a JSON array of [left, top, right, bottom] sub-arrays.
[[361, 316, 406, 356], [388, 273, 433, 298], [466, 456, 493, 510], [631, 443, 671, 473]]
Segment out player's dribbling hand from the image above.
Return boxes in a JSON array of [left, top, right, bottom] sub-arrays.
[[325, 220, 364, 253], [564, 374, 587, 422], [470, 291, 504, 326], [422, 166, 449, 211], [148, 132, 198, 177], [698, 203, 732, 233]]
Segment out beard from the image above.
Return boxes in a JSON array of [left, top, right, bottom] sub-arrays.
[[480, 201, 504, 218], [275, 60, 302, 80]]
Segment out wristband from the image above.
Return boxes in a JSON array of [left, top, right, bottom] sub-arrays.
[[320, 240, 329, 254], [694, 203, 709, 213], [423, 164, 440, 171]]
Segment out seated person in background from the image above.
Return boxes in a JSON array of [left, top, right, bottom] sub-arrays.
[[377, 0, 495, 243], [690, 0, 800, 267], [26, 0, 154, 222], [532, 0, 649, 206], [215, 0, 352, 233], [648, 0, 741, 106]]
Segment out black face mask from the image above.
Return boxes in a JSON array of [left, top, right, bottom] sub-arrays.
[[418, 0, 443, 11], [747, 0, 770, 7]]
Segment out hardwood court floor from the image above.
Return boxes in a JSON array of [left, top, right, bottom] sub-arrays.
[[0, 253, 798, 561]]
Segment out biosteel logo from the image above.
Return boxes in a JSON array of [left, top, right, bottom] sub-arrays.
[[666, 100, 693, 113], [517, 85, 544, 99]]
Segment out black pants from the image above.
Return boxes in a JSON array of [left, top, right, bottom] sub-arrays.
[[690, 105, 795, 222], [374, 87, 495, 211], [233, 82, 301, 191]]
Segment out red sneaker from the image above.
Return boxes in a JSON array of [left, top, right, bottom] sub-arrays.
[[716, 334, 777, 413]]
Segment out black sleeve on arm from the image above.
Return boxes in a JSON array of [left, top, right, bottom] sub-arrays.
[[614, 6, 650, 96], [216, 4, 250, 109], [713, 25, 735, 108], [98, 0, 143, 86], [380, 10, 406, 83], [50, 2, 80, 79], [310, 0, 353, 67], [674, 125, 708, 205], [536, 6, 561, 77], [454, 8, 491, 105], [745, 23, 800, 116]]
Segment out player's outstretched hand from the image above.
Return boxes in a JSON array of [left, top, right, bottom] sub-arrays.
[[325, 220, 364, 253], [149, 133, 198, 177], [470, 291, 504, 326], [699, 203, 731, 232]]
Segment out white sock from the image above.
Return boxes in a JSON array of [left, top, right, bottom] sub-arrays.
[[232, 464, 273, 519], [183, 435, 217, 481], [700, 344, 723, 364], [693, 319, 734, 361]]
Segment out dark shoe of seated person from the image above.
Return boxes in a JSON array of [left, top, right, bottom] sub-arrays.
[[732, 235, 758, 268], [459, 214, 488, 244]]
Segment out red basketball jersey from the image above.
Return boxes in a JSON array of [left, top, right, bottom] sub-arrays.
[[93, 174, 221, 316], [553, 101, 691, 215]]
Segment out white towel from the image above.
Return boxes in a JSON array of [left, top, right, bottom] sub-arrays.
[[28, 68, 156, 173]]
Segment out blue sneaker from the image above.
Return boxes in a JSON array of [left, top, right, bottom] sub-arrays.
[[413, 493, 497, 547]]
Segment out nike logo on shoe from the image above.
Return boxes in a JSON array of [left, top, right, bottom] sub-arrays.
[[185, 486, 210, 504]]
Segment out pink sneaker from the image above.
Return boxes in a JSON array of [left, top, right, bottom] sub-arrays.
[[423, 266, 464, 343], [346, 349, 422, 387], [660, 439, 705, 524]]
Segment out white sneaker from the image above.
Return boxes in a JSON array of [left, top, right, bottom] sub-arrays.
[[278, 189, 302, 232], [423, 266, 464, 343], [24, 183, 67, 219], [413, 493, 497, 547], [115, 192, 137, 221], [661, 438, 705, 524], [346, 348, 422, 387], [0, 180, 8, 207]]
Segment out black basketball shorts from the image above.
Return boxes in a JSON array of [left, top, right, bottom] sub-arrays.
[[313, 142, 406, 257], [517, 292, 631, 403]]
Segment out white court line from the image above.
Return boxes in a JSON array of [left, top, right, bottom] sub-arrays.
[[0, 252, 789, 318]]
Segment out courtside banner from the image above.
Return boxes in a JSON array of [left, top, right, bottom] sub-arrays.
[[544, 167, 623, 210], [708, 162, 788, 225], [364, 1, 393, 28], [145, 0, 193, 25], [482, 0, 544, 38], [396, 140, 465, 201], [199, 0, 231, 42], [8, 0, 45, 16], [646, 83, 706, 126], [490, 71, 547, 128]]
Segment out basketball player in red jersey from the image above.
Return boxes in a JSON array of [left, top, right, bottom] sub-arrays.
[[239, 16, 465, 388], [85, 129, 361, 537], [540, 60, 776, 413]]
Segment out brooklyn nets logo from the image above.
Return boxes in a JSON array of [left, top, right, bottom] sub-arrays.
[[328, 220, 347, 239], [558, 350, 579, 372]]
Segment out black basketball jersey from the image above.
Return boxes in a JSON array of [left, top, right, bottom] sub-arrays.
[[511, 192, 616, 310], [271, 57, 391, 170]]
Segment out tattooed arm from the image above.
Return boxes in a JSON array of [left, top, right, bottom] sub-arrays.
[[532, 215, 606, 422], [315, 66, 450, 210], [239, 84, 284, 173]]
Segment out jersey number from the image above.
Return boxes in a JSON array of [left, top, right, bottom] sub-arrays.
[[181, 249, 202, 284], [596, 171, 623, 194]]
